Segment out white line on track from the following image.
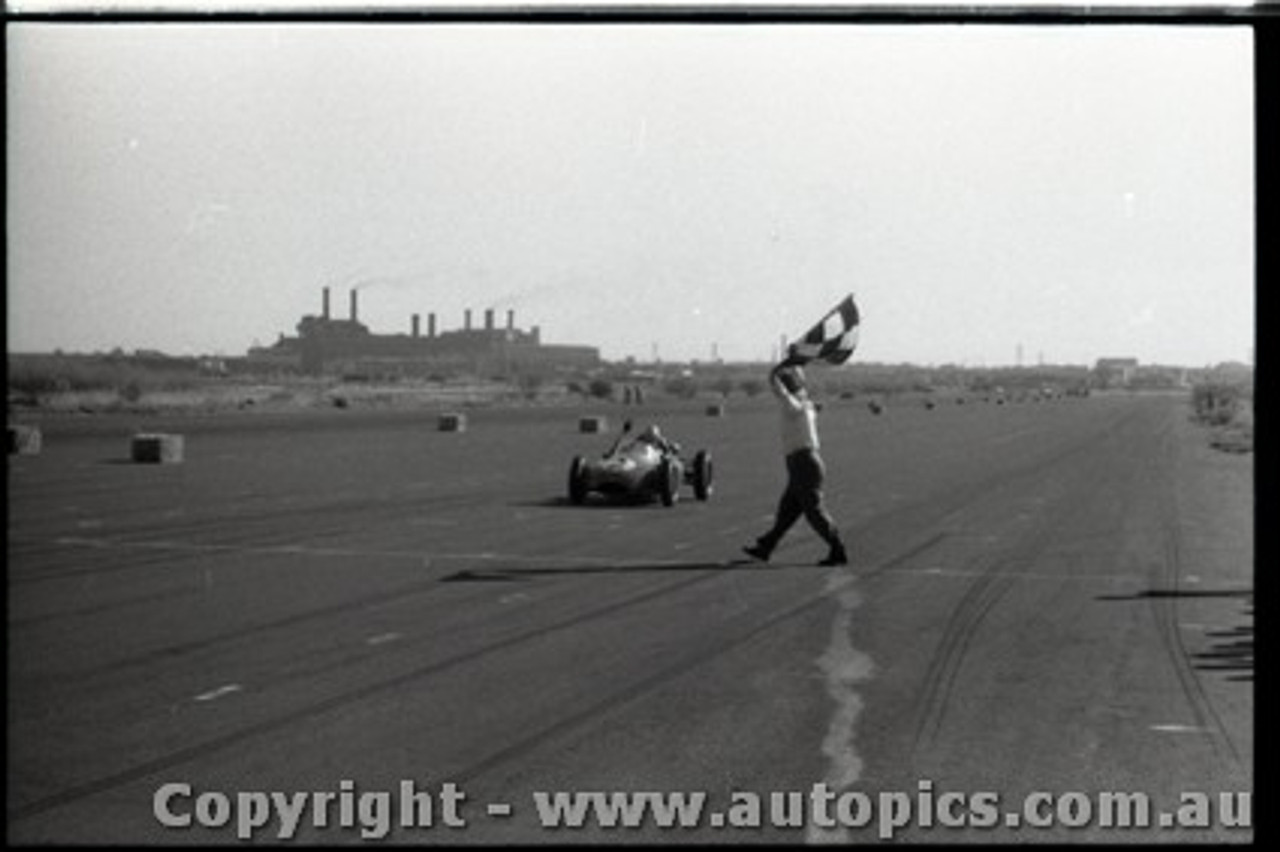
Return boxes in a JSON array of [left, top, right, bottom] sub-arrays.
[[1150, 724, 1212, 734], [989, 427, 1042, 445], [194, 684, 243, 702], [365, 632, 401, 646]]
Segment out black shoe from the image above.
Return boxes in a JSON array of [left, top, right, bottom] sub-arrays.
[[742, 543, 772, 563], [818, 547, 849, 567]]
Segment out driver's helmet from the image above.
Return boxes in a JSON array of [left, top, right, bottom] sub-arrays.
[[638, 424, 664, 445]]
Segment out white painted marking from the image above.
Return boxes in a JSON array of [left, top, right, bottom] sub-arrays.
[[1150, 724, 1210, 734], [366, 632, 401, 646], [990, 427, 1041, 445], [486, 803, 512, 817], [808, 572, 874, 845], [194, 684, 242, 702], [1184, 575, 1202, 584], [499, 593, 529, 605]]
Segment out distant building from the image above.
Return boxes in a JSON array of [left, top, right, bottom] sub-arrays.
[[246, 287, 600, 376], [1093, 357, 1139, 389]]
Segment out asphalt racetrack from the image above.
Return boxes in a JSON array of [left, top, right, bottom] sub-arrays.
[[8, 393, 1253, 843]]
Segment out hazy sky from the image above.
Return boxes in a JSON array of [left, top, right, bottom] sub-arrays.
[[8, 23, 1253, 366]]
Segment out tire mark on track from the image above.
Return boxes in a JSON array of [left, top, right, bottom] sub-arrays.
[[9, 526, 954, 826], [1147, 418, 1243, 766], [1147, 536, 1240, 764], [912, 556, 1020, 752], [8, 493, 498, 585], [10, 586, 196, 629], [446, 581, 848, 790], [907, 413, 1136, 755], [9, 403, 1153, 824], [14, 544, 737, 683], [7, 567, 730, 824]]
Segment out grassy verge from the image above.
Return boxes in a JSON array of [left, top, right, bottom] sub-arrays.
[[1191, 382, 1253, 454]]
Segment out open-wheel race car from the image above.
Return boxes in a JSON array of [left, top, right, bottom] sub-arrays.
[[568, 421, 713, 507]]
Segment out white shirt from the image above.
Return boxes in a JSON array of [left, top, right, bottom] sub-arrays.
[[771, 372, 820, 454]]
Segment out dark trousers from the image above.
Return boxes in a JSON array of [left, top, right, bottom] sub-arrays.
[[758, 449, 844, 553]]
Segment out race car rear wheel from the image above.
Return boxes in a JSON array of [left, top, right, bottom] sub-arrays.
[[659, 458, 680, 507], [568, 455, 589, 505], [692, 450, 713, 501]]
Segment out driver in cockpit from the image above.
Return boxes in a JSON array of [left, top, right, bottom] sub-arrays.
[[634, 423, 680, 455]]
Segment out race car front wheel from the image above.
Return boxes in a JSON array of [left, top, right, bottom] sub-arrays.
[[692, 450, 713, 501], [568, 456, 589, 505], [659, 458, 680, 507]]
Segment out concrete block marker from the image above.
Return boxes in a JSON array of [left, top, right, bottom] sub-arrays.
[[9, 425, 42, 455], [438, 412, 467, 433], [705, 403, 726, 417], [131, 433, 185, 463], [579, 416, 607, 433]]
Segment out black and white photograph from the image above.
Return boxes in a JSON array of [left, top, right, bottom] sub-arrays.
[[8, 4, 1256, 843]]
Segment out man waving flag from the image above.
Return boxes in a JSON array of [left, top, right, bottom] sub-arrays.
[[786, 294, 860, 366]]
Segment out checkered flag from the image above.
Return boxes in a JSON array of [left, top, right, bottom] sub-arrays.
[[786, 294, 860, 366]]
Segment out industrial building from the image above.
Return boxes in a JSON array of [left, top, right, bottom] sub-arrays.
[[247, 287, 600, 376]]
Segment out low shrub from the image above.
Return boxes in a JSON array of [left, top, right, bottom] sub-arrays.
[[1192, 383, 1243, 426]]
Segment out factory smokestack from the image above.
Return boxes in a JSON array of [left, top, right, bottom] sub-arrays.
[[428, 313, 437, 338], [322, 287, 331, 320], [465, 309, 472, 331], [484, 309, 495, 332], [412, 314, 421, 338], [506, 309, 515, 331], [350, 289, 359, 322]]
